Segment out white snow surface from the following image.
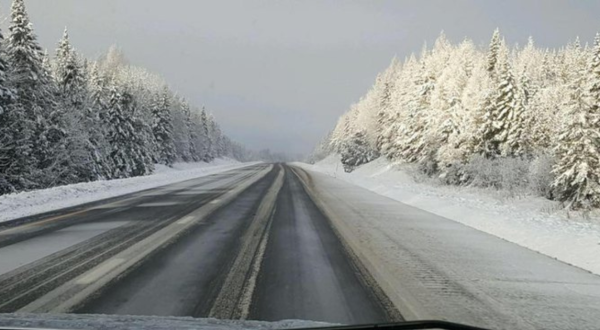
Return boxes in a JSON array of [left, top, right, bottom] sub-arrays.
[[0, 313, 329, 330], [296, 155, 600, 276], [0, 158, 258, 224]]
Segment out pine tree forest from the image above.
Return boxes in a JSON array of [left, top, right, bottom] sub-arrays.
[[0, 0, 251, 195], [313, 30, 600, 210]]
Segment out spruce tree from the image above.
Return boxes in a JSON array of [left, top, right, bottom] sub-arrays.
[[200, 107, 212, 162], [106, 84, 154, 178], [552, 39, 600, 209], [396, 62, 433, 163], [487, 29, 501, 78], [54, 28, 80, 95], [207, 114, 218, 160], [0, 3, 239, 193], [341, 131, 378, 172], [88, 62, 115, 177], [0, 25, 16, 193], [374, 58, 399, 154], [53, 28, 100, 183], [210, 120, 222, 158], [480, 58, 525, 157], [589, 33, 600, 115], [182, 101, 199, 161], [6, 0, 56, 189], [0, 32, 12, 115], [106, 85, 130, 178], [502, 63, 527, 157], [151, 88, 176, 166], [126, 89, 154, 176]]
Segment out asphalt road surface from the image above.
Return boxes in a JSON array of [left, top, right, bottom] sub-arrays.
[[248, 168, 392, 322], [0, 163, 399, 324], [0, 165, 267, 312], [4, 162, 600, 330]]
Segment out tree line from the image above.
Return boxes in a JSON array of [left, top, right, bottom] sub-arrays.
[[0, 0, 252, 195], [313, 29, 600, 210]]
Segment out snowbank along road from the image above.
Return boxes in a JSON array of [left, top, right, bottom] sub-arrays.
[[2, 163, 600, 329]]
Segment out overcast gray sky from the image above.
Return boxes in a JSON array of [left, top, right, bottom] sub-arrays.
[[1, 1, 599, 155]]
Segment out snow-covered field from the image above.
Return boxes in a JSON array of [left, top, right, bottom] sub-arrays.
[[0, 158, 257, 224], [0, 313, 328, 330], [297, 155, 600, 276]]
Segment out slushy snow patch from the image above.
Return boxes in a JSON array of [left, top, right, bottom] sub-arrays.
[[297, 155, 600, 275], [0, 158, 257, 224]]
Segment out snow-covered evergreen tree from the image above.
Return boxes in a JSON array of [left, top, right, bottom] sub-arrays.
[[0, 30, 12, 115], [106, 84, 153, 178], [188, 106, 205, 162], [106, 85, 131, 178], [210, 120, 225, 158], [487, 29, 502, 78], [53, 28, 102, 183], [378, 55, 419, 161], [180, 100, 196, 162], [0, 25, 16, 194], [480, 57, 526, 158], [552, 37, 600, 209], [374, 58, 400, 154], [151, 88, 176, 166], [316, 28, 600, 210], [431, 40, 482, 176], [126, 89, 155, 176], [395, 59, 435, 164], [0, 2, 241, 196], [340, 130, 379, 172], [88, 62, 115, 177], [207, 114, 220, 160], [588, 33, 600, 115], [5, 0, 57, 190], [200, 107, 213, 162]]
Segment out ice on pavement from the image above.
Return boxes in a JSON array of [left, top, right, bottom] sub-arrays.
[[0, 313, 330, 330], [296, 157, 600, 329], [297, 155, 600, 276], [0, 159, 257, 224]]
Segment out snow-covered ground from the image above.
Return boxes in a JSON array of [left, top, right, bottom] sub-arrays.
[[0, 313, 329, 330], [297, 155, 600, 276], [0, 158, 257, 224]]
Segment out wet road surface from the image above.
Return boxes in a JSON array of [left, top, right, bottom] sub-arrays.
[[0, 164, 397, 324]]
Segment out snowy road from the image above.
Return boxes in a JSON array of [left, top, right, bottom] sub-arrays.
[[2, 163, 600, 329], [0, 165, 268, 312], [77, 165, 397, 324], [77, 167, 282, 317], [0, 164, 397, 325], [248, 168, 397, 323]]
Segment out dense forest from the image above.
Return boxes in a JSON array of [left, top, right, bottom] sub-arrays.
[[312, 30, 600, 210], [0, 0, 255, 195]]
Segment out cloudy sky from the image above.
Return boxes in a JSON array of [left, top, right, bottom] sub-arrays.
[[1, 0, 599, 154]]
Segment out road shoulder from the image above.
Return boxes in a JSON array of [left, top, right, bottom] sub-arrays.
[[291, 165, 600, 330]]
